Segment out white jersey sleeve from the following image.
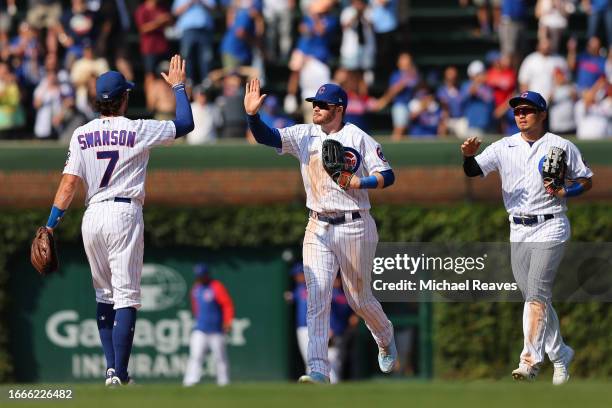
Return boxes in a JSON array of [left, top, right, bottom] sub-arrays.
[[278, 124, 310, 158], [475, 143, 499, 177], [565, 140, 594, 179], [63, 134, 85, 178], [362, 134, 391, 174], [139, 119, 176, 148]]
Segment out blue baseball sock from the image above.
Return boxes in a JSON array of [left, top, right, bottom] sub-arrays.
[[96, 302, 116, 370], [113, 307, 137, 381]]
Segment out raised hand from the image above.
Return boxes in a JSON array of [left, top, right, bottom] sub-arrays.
[[461, 137, 482, 157], [244, 78, 267, 115], [161, 54, 186, 87]]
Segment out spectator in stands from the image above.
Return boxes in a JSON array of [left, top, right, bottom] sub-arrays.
[[460, 60, 494, 137], [336, 68, 374, 132], [70, 40, 108, 121], [340, 0, 376, 76], [575, 78, 612, 139], [499, 0, 528, 68], [97, 0, 134, 81], [518, 37, 568, 102], [548, 67, 577, 135], [258, 94, 295, 129], [9, 21, 42, 90], [172, 0, 216, 84], [535, 0, 574, 53], [375, 52, 420, 140], [370, 0, 398, 80], [216, 71, 247, 138], [408, 86, 446, 138], [284, 0, 337, 117], [459, 0, 501, 37], [26, 0, 62, 54], [0, 0, 17, 42], [187, 85, 222, 144], [263, 0, 295, 62], [494, 100, 520, 135], [567, 36, 607, 93], [221, 0, 259, 71], [485, 51, 516, 132], [0, 62, 25, 138], [33, 67, 72, 139], [55, 0, 99, 68], [437, 65, 466, 138], [582, 0, 612, 47], [135, 0, 172, 100]]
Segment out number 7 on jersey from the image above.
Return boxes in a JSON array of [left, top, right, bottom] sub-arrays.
[[97, 150, 119, 188]]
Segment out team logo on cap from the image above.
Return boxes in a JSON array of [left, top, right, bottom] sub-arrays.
[[343, 147, 362, 172], [318, 86, 326, 94], [521, 92, 529, 98]]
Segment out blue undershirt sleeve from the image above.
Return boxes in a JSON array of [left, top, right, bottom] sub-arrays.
[[247, 114, 282, 149], [171, 84, 195, 138]]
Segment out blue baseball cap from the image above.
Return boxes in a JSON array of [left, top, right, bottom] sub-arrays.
[[305, 84, 348, 109], [96, 70, 134, 101], [194, 263, 211, 279], [509, 91, 547, 111]]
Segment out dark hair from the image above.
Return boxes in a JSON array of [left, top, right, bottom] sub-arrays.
[[93, 92, 128, 116]]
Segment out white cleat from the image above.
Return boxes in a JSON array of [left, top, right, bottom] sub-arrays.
[[512, 364, 539, 382], [378, 339, 398, 373], [104, 368, 115, 387], [298, 371, 330, 384], [552, 347, 574, 385]]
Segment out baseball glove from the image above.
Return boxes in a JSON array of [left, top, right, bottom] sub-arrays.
[[31, 227, 58, 275], [321, 139, 354, 190], [542, 146, 567, 194]]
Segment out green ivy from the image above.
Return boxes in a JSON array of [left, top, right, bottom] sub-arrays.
[[1, 204, 611, 381]]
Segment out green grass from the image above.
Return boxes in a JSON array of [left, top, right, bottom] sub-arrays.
[[1, 380, 611, 408]]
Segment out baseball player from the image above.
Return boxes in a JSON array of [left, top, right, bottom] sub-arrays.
[[461, 91, 593, 385], [244, 78, 398, 384], [183, 263, 234, 387], [284, 262, 309, 373], [43, 55, 194, 386], [329, 274, 357, 384]]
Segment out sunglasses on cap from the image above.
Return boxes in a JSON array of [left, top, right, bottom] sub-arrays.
[[513, 107, 540, 116], [312, 101, 338, 110]]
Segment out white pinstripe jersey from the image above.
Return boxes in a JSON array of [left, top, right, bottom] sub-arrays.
[[278, 122, 391, 212], [475, 132, 593, 216], [63, 116, 176, 205]]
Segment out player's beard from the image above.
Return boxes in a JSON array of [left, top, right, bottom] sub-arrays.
[[313, 109, 336, 126]]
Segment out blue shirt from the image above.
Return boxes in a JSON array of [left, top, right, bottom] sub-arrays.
[[296, 14, 338, 63], [437, 84, 463, 118], [504, 108, 520, 135], [409, 101, 442, 137], [294, 283, 307, 328], [172, 0, 215, 32], [389, 69, 419, 105], [371, 0, 398, 33], [576, 53, 606, 91], [330, 287, 352, 336], [460, 81, 494, 130], [591, 0, 610, 12], [220, 7, 255, 64], [501, 0, 527, 21]]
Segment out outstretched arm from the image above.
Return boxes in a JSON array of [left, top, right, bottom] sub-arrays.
[[161, 55, 194, 138], [461, 137, 484, 177], [244, 78, 282, 148]]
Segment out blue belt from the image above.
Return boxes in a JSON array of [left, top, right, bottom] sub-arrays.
[[512, 214, 554, 225], [310, 210, 361, 225], [114, 197, 131, 203]]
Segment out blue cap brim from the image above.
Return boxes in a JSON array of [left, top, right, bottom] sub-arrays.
[[509, 97, 543, 110]]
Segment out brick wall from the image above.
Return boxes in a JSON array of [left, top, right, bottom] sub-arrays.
[[1, 167, 610, 208]]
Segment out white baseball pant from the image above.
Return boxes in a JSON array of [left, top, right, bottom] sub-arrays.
[[183, 330, 229, 386]]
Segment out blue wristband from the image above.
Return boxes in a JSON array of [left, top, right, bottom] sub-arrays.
[[563, 183, 585, 198], [46, 206, 65, 229], [359, 175, 379, 189]]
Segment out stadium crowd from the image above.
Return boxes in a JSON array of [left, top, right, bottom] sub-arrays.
[[0, 0, 610, 142]]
